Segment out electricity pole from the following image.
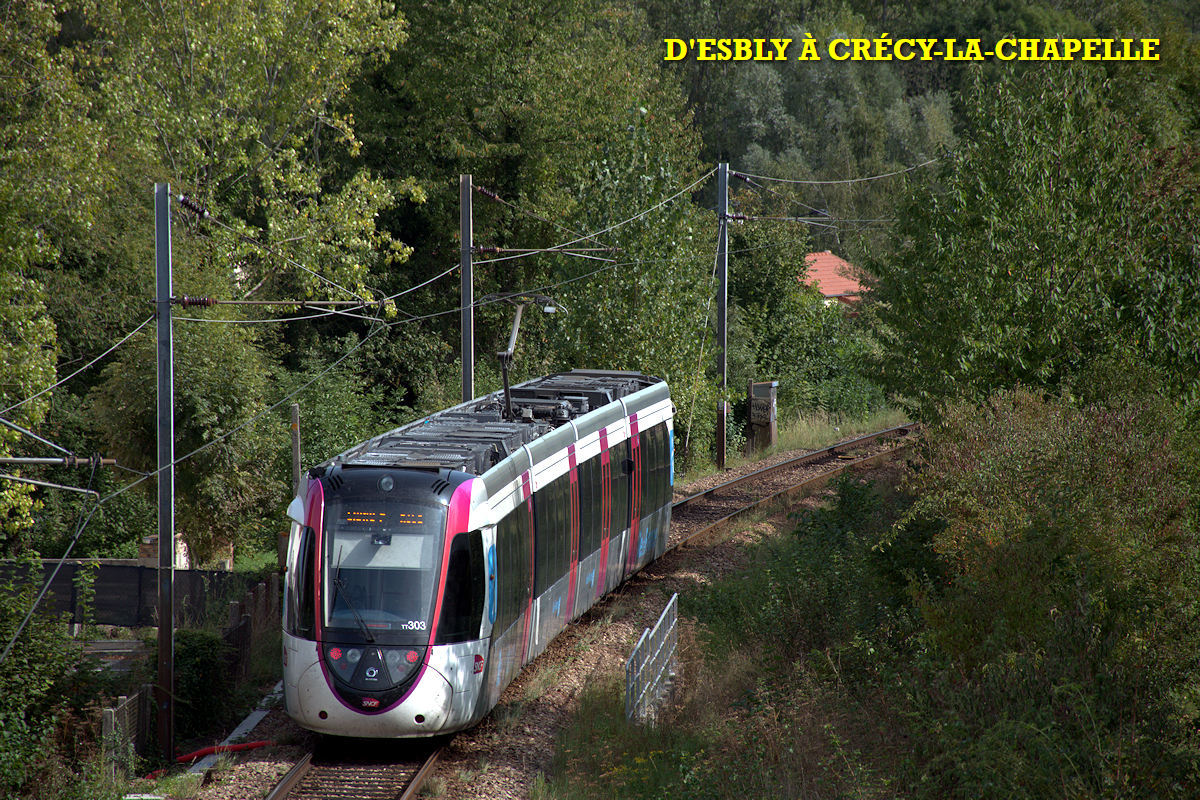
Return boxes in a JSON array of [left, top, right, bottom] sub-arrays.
[[460, 174, 474, 403], [154, 183, 176, 761], [716, 162, 729, 470]]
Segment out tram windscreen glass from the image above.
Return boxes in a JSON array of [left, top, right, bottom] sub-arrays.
[[322, 491, 446, 642]]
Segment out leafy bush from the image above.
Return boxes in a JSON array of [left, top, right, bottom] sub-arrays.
[[691, 384, 1200, 798], [0, 558, 85, 793], [897, 387, 1200, 798], [690, 473, 923, 664], [174, 629, 235, 740]]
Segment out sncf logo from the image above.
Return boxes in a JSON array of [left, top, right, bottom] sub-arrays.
[[361, 697, 380, 708]]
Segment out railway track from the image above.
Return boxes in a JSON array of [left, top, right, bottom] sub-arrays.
[[265, 737, 445, 800], [263, 425, 916, 799], [668, 423, 917, 548]]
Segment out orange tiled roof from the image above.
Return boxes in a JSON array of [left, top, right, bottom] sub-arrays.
[[802, 251, 864, 301]]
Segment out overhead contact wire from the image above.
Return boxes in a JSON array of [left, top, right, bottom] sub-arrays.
[[472, 169, 716, 266], [736, 157, 941, 185], [0, 316, 156, 417]]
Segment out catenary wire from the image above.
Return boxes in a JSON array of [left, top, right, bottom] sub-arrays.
[[188, 207, 382, 304], [737, 157, 940, 185], [472, 168, 716, 266], [473, 184, 613, 250], [0, 316, 156, 417], [173, 263, 459, 324]]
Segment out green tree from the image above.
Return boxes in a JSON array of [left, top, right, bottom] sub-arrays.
[[72, 0, 413, 559], [867, 64, 1200, 414], [725, 188, 884, 418], [552, 105, 714, 461], [0, 1, 113, 549], [348, 0, 717, 447], [95, 0, 411, 301], [638, 2, 958, 253]]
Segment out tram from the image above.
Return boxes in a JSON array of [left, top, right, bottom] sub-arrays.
[[282, 370, 673, 737]]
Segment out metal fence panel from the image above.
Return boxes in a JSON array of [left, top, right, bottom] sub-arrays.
[[102, 684, 154, 778], [625, 592, 678, 723]]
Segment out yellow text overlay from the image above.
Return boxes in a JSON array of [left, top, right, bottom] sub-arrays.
[[662, 36, 1160, 62]]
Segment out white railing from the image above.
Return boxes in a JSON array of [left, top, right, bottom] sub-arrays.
[[625, 592, 679, 723]]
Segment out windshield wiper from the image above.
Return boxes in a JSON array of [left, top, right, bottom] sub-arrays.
[[331, 546, 374, 643], [331, 576, 375, 643]]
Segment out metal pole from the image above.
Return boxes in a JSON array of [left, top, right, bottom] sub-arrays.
[[716, 162, 729, 470], [460, 174, 474, 403], [153, 183, 175, 761], [290, 403, 301, 495]]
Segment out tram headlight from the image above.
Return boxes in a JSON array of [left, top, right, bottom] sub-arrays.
[[346, 648, 362, 664], [384, 649, 402, 669]]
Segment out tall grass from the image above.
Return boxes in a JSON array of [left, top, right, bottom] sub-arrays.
[[769, 406, 909, 454], [679, 405, 909, 485]]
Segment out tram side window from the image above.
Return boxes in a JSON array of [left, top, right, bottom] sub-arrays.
[[639, 430, 652, 513], [662, 424, 673, 505], [651, 424, 664, 509], [611, 439, 632, 534], [579, 458, 599, 556], [496, 502, 531, 634], [533, 480, 551, 595], [290, 525, 316, 639], [554, 474, 569, 574], [653, 423, 669, 509], [435, 529, 485, 644], [534, 474, 570, 595]]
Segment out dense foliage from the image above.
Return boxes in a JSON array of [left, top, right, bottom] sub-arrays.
[[1, 0, 917, 564], [894, 386, 1200, 796], [0, 561, 86, 792], [574, 381, 1199, 799], [3, 0, 1199, 794], [868, 64, 1200, 414]]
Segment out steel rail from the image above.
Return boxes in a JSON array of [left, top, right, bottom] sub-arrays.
[[263, 752, 313, 800], [672, 423, 916, 514], [676, 444, 914, 549], [264, 744, 443, 800], [398, 746, 443, 800]]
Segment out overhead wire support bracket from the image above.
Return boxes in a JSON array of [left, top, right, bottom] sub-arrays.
[[0, 474, 102, 498], [0, 455, 117, 468], [0, 416, 74, 456], [159, 296, 386, 310], [473, 246, 616, 255]]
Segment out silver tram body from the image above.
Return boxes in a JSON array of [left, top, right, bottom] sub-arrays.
[[282, 370, 673, 737]]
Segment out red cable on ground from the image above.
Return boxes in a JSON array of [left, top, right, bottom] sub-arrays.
[[175, 740, 274, 763]]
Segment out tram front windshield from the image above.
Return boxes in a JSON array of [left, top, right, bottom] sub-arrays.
[[322, 485, 446, 644]]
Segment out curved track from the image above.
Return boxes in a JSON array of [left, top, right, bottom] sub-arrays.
[[669, 424, 916, 547]]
